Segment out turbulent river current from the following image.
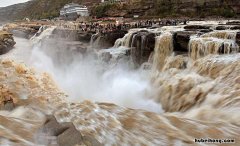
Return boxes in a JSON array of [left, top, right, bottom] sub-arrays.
[[0, 21, 240, 146]]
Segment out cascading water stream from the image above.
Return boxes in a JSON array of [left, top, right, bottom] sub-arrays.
[[189, 31, 239, 60], [114, 29, 141, 48], [152, 32, 174, 71]]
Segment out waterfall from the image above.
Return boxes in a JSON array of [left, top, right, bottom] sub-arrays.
[[130, 33, 137, 48], [152, 32, 174, 71], [113, 29, 142, 48], [189, 31, 239, 60], [90, 32, 99, 48], [30, 25, 44, 39], [122, 31, 134, 47], [30, 26, 56, 45], [22, 25, 162, 115], [189, 37, 239, 60], [162, 55, 188, 71], [113, 38, 123, 48]]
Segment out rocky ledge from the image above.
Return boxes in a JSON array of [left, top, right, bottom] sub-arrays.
[[0, 31, 15, 54], [3, 22, 50, 39]]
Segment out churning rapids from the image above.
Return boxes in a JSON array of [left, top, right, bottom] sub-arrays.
[[0, 21, 240, 146]]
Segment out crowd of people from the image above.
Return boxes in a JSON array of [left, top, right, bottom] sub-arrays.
[[57, 19, 188, 34]]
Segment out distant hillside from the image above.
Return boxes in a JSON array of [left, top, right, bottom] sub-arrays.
[[19, 0, 101, 19], [0, 1, 34, 22], [0, 0, 239, 21], [92, 0, 240, 18], [0, 0, 101, 21]]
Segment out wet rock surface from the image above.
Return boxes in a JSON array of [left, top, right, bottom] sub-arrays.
[[230, 25, 240, 30], [173, 31, 198, 52], [78, 32, 94, 43], [184, 25, 211, 30], [130, 30, 155, 66], [216, 25, 229, 30], [103, 30, 128, 47], [0, 101, 15, 111], [92, 30, 127, 49], [42, 116, 88, 146], [237, 32, 240, 46], [226, 21, 240, 25], [42, 115, 104, 146], [0, 31, 15, 54]]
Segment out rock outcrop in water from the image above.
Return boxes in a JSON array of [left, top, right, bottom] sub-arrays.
[[91, 30, 127, 49], [0, 31, 15, 54], [173, 31, 197, 52], [130, 30, 156, 67]]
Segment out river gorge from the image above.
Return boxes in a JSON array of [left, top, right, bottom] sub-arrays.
[[0, 20, 240, 146]]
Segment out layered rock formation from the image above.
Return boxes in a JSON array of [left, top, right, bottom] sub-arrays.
[[0, 31, 15, 54]]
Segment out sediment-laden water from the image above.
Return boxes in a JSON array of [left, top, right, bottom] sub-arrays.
[[0, 21, 240, 145]]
